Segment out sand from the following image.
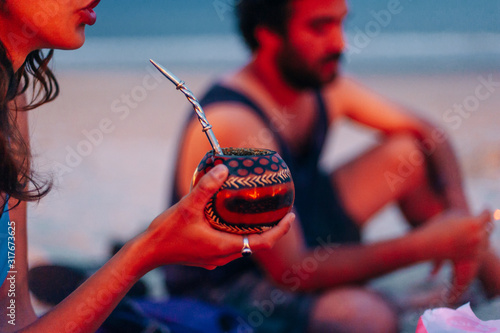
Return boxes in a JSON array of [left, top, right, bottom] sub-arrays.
[[26, 68, 500, 330]]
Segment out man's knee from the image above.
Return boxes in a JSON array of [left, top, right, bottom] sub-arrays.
[[386, 133, 425, 164], [384, 133, 429, 186], [309, 287, 398, 333]]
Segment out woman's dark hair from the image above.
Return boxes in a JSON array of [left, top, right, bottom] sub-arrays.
[[0, 40, 58, 208], [236, 0, 292, 52]]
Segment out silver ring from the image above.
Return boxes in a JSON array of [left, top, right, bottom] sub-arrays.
[[241, 236, 252, 257]]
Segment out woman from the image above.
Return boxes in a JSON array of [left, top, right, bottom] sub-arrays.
[[0, 1, 293, 332]]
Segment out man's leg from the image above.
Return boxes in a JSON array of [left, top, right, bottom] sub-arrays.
[[332, 133, 500, 298], [332, 133, 445, 227], [308, 287, 398, 333]]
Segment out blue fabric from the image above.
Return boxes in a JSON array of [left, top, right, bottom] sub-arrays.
[[98, 297, 243, 333], [0, 197, 11, 287], [133, 297, 243, 333]]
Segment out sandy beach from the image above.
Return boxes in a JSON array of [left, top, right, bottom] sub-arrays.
[[27, 68, 500, 331]]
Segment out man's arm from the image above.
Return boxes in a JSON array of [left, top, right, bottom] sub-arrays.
[[256, 211, 489, 292], [327, 76, 468, 211]]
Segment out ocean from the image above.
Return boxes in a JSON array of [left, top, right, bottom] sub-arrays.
[[51, 0, 500, 74]]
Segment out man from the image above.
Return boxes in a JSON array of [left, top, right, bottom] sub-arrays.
[[168, 0, 499, 332]]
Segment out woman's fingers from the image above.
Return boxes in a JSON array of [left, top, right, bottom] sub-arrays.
[[247, 213, 294, 253], [202, 212, 294, 264], [170, 169, 293, 268], [211, 212, 295, 261], [184, 164, 228, 210]]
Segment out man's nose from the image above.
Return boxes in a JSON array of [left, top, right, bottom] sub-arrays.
[[326, 26, 345, 53]]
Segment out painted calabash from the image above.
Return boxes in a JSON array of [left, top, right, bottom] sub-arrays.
[[192, 147, 295, 234]]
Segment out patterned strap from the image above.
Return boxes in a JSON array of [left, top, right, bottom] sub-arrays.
[[198, 84, 292, 156]]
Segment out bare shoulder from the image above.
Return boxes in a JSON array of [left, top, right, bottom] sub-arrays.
[[205, 103, 275, 146]]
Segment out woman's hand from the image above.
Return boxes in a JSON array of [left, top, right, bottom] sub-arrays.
[[136, 164, 294, 272]]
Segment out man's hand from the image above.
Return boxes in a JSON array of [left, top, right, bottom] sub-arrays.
[[418, 210, 491, 304]]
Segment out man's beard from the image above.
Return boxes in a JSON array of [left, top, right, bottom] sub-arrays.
[[276, 44, 342, 90]]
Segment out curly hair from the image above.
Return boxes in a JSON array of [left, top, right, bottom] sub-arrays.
[[236, 0, 292, 52], [0, 40, 58, 208]]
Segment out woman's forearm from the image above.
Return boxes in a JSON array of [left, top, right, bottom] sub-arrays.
[[18, 236, 146, 333]]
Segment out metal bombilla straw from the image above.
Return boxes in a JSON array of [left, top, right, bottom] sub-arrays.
[[150, 59, 223, 156]]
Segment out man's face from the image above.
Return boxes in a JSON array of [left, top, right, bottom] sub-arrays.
[[276, 0, 347, 90]]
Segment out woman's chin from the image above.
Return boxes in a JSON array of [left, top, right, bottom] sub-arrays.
[[69, 29, 87, 49], [42, 31, 86, 51], [56, 27, 87, 50], [59, 35, 86, 50]]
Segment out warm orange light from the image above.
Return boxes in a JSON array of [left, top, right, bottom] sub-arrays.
[[494, 209, 500, 221]]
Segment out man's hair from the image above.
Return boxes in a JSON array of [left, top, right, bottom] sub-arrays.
[[236, 0, 292, 52]]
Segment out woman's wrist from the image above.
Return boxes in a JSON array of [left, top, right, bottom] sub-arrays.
[[117, 232, 156, 281]]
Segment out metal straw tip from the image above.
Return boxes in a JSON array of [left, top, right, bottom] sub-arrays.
[[149, 59, 160, 71], [149, 59, 182, 86], [149, 59, 160, 68]]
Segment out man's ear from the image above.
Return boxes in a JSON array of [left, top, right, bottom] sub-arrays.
[[255, 26, 283, 53]]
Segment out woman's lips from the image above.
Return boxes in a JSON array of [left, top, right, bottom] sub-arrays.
[[80, 0, 100, 26]]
